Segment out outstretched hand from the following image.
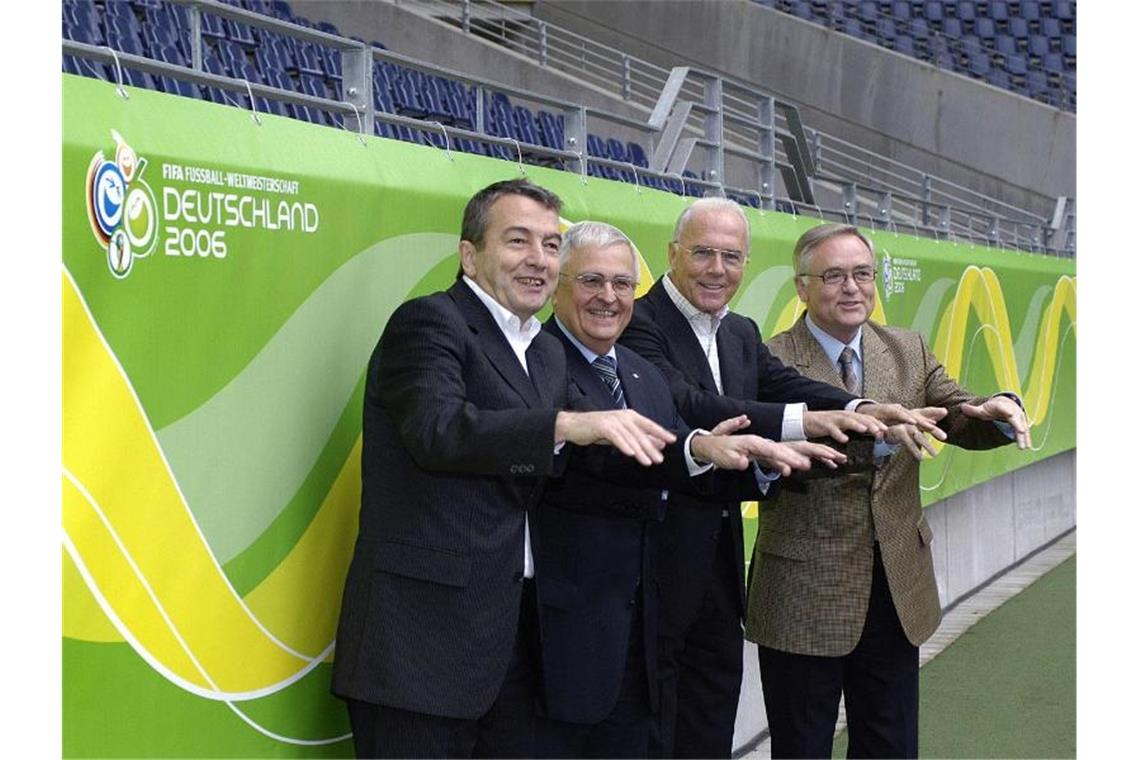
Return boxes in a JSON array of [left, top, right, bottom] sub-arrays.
[[803, 409, 888, 443], [961, 395, 1032, 449], [555, 410, 677, 466]]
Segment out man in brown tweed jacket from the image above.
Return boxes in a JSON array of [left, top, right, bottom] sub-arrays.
[[747, 223, 1031, 759]]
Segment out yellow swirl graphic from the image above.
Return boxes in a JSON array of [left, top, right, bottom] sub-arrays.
[[63, 269, 359, 698]]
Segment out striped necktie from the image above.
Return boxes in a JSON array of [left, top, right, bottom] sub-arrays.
[[838, 346, 859, 394], [591, 355, 626, 409]]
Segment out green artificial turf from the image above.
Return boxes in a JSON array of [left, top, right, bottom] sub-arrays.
[[833, 556, 1076, 758]]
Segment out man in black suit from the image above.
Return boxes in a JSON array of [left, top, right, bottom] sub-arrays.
[[332, 180, 676, 759], [619, 198, 940, 758], [534, 221, 845, 759]]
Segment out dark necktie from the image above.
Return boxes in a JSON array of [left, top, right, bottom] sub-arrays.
[[838, 346, 859, 394], [591, 355, 627, 409]]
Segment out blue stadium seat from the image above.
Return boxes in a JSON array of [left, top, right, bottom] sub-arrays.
[[990, 1, 1009, 24], [894, 34, 915, 55], [63, 53, 109, 81], [1061, 34, 1075, 59], [1041, 52, 1064, 74], [1027, 34, 1049, 61], [942, 17, 963, 39], [1025, 69, 1049, 101], [967, 50, 990, 78], [910, 17, 930, 39], [923, 1, 942, 24], [986, 68, 1011, 90], [106, 27, 145, 57], [956, 2, 975, 25], [514, 105, 541, 146], [1009, 17, 1029, 40], [975, 17, 995, 40], [536, 111, 564, 150], [1005, 53, 1027, 81], [1020, 1, 1041, 23], [995, 34, 1018, 58], [200, 12, 227, 40], [1041, 17, 1061, 40], [226, 19, 259, 48], [891, 1, 911, 20]]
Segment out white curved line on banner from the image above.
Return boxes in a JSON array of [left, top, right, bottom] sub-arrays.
[[223, 701, 352, 747], [64, 266, 314, 660], [63, 467, 333, 702], [67, 527, 347, 744]]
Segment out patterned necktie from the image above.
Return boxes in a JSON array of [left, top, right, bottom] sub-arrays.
[[591, 355, 627, 409], [838, 346, 859, 394]]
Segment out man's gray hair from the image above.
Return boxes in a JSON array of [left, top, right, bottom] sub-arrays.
[[559, 220, 639, 274], [671, 197, 751, 249], [793, 223, 875, 273]]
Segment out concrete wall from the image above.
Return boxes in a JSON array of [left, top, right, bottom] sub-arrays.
[[290, 0, 652, 146], [732, 449, 1076, 751], [535, 0, 1076, 219]]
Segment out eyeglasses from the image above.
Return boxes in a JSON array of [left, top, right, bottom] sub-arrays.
[[798, 267, 876, 286], [562, 272, 638, 296], [674, 244, 748, 270]]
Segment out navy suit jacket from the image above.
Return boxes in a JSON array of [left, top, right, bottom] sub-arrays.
[[618, 276, 856, 619], [534, 320, 684, 725], [332, 280, 568, 719]]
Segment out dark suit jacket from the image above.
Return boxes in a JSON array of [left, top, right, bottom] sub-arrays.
[[746, 317, 1014, 656], [534, 321, 687, 725], [332, 280, 568, 719], [618, 276, 858, 621]]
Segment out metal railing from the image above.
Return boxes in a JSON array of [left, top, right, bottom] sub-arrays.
[[62, 0, 1074, 255], [393, 0, 1074, 254]]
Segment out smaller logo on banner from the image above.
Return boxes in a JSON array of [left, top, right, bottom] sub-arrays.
[[85, 130, 159, 279], [880, 249, 922, 301]]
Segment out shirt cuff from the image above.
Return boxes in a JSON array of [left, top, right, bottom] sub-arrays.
[[873, 440, 900, 462], [781, 403, 806, 441], [992, 392, 1023, 439], [684, 429, 716, 476], [846, 398, 872, 412], [753, 462, 780, 495]]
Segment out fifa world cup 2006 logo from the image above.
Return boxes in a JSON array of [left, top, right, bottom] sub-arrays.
[[85, 129, 159, 279]]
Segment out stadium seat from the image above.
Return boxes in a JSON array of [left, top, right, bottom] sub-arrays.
[[1009, 17, 1029, 40], [942, 17, 963, 39], [990, 1, 1009, 25], [1020, 1, 1041, 24], [995, 34, 1018, 58], [975, 17, 995, 40], [923, 2, 943, 24], [956, 2, 975, 26]]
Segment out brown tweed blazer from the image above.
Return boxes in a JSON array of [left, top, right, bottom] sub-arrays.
[[744, 316, 1013, 656]]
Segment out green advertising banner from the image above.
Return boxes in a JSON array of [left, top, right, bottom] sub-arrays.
[[62, 75, 1075, 757]]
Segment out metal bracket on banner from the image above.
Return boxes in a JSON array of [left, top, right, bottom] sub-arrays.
[[106, 47, 129, 100], [428, 121, 453, 161], [243, 79, 261, 126]]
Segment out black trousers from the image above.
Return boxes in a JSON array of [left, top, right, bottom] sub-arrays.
[[653, 515, 743, 759], [758, 544, 920, 759], [347, 579, 540, 759], [535, 598, 651, 759]]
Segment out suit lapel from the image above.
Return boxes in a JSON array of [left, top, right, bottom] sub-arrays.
[[545, 320, 616, 410], [647, 278, 719, 393], [715, 321, 746, 398], [450, 281, 542, 408], [788, 316, 845, 387], [858, 322, 892, 403]]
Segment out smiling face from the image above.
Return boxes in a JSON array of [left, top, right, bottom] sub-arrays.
[[794, 232, 876, 343], [554, 242, 638, 356], [667, 206, 749, 314], [459, 193, 563, 322]]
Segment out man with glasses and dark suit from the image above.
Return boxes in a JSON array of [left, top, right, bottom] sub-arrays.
[[747, 223, 1030, 759]]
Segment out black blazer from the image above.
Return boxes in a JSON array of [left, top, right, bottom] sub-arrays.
[[534, 320, 686, 725], [618, 277, 857, 617], [332, 280, 568, 719]]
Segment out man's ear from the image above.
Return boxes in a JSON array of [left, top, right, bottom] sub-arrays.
[[794, 275, 809, 304], [459, 241, 477, 278]]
